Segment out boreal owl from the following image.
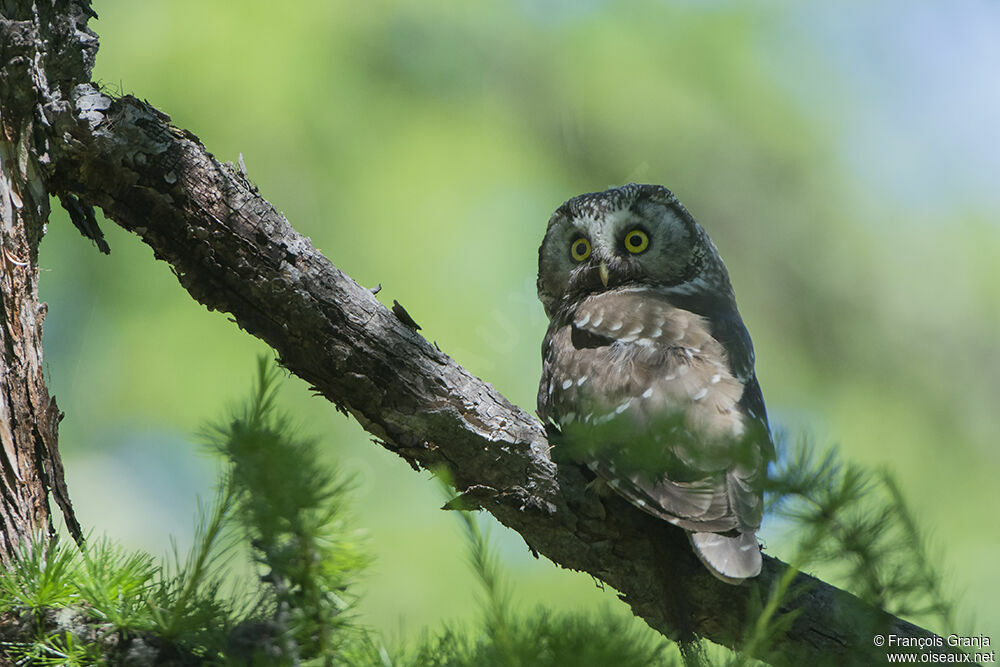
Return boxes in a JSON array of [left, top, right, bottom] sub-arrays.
[[537, 183, 772, 583]]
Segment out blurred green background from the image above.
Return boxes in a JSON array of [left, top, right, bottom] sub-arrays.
[[40, 0, 998, 645]]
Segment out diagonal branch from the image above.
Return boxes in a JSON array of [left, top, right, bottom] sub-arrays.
[[41, 88, 965, 665]]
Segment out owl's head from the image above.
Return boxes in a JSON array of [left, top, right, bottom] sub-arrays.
[[537, 184, 734, 318]]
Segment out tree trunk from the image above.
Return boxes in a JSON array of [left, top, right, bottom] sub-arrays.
[[0, 1, 89, 557]]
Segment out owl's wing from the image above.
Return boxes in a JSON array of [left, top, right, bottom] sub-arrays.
[[585, 459, 733, 530], [664, 288, 758, 385]]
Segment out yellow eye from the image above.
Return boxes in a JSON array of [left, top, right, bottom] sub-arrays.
[[570, 237, 591, 262], [624, 229, 649, 254]]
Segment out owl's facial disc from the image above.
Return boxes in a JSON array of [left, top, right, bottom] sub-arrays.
[[567, 212, 675, 291], [537, 184, 716, 318]]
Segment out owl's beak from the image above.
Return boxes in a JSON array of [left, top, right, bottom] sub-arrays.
[[599, 261, 610, 288]]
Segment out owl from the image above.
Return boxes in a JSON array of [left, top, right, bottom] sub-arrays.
[[537, 183, 772, 583]]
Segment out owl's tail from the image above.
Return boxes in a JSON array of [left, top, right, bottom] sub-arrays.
[[688, 531, 761, 584]]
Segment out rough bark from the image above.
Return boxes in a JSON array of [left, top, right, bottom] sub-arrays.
[[0, 0, 89, 557], [0, 1, 972, 664]]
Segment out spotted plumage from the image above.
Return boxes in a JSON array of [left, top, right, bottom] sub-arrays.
[[537, 184, 772, 583]]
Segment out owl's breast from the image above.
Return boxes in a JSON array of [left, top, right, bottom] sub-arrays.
[[539, 288, 749, 468]]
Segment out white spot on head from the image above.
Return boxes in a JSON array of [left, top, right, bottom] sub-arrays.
[[664, 372, 677, 381], [561, 379, 573, 390], [710, 374, 722, 385], [692, 388, 708, 401], [641, 387, 653, 399]]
